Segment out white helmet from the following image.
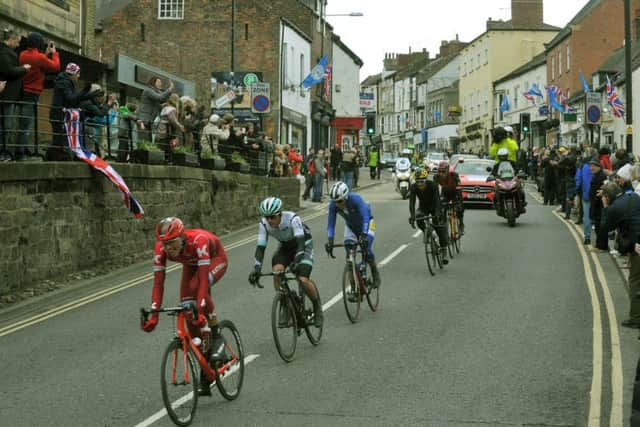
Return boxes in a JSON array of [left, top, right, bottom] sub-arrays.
[[329, 181, 349, 201], [497, 148, 509, 159]]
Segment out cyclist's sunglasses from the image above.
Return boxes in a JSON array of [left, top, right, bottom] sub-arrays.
[[265, 214, 279, 220]]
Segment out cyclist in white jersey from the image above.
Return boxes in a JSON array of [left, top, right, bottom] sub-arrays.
[[248, 197, 323, 327]]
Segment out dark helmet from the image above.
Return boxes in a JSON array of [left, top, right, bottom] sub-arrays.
[[492, 127, 507, 143]]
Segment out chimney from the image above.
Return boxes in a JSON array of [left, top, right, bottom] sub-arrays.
[[511, 0, 543, 28]]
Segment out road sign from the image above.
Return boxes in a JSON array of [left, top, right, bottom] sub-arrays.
[[628, 125, 633, 135], [587, 105, 601, 124], [250, 82, 270, 113], [243, 73, 260, 87], [586, 92, 602, 124], [215, 90, 236, 108]]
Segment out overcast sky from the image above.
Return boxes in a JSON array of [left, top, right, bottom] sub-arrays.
[[325, 0, 588, 79]]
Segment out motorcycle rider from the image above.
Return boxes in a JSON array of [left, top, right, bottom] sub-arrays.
[[409, 166, 449, 265], [489, 126, 519, 163], [436, 160, 465, 234], [491, 148, 527, 214]]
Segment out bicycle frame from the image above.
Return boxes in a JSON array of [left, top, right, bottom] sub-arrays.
[[140, 307, 238, 383], [333, 242, 369, 293], [259, 271, 307, 327]]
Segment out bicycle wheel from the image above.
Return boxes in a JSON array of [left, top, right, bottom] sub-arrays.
[[271, 293, 297, 362], [160, 339, 198, 427], [424, 229, 436, 276], [447, 214, 455, 259], [303, 289, 323, 345], [342, 263, 361, 322], [364, 262, 380, 311], [431, 228, 443, 269], [454, 217, 462, 253], [214, 320, 245, 401]]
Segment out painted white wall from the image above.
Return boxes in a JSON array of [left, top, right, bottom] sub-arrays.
[[281, 23, 312, 150], [332, 43, 361, 117], [494, 61, 547, 127], [427, 124, 458, 144]]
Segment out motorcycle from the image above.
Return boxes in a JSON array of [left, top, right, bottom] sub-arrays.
[[393, 159, 412, 199], [486, 165, 526, 227]]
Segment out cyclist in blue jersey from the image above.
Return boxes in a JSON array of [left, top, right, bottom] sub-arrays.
[[324, 181, 381, 288]]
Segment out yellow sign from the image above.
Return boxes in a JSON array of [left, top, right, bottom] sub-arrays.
[[627, 125, 633, 135]]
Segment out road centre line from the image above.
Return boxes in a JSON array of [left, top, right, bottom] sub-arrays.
[[134, 354, 260, 427], [552, 210, 603, 426], [0, 210, 327, 337]]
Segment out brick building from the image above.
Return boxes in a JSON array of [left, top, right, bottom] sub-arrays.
[[95, 0, 335, 148], [544, 0, 640, 146]]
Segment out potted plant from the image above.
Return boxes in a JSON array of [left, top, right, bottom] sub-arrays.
[[172, 145, 199, 167], [200, 151, 226, 170], [131, 140, 165, 164], [228, 151, 250, 174]]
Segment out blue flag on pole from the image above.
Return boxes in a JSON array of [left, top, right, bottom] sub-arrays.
[[579, 71, 590, 93], [499, 94, 510, 112], [546, 85, 565, 113], [301, 54, 328, 89]]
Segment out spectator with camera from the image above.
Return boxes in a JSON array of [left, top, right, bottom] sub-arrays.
[[18, 32, 60, 160], [0, 29, 30, 160], [138, 76, 173, 142], [117, 102, 143, 162], [155, 93, 184, 163], [200, 114, 229, 157], [79, 84, 116, 156]]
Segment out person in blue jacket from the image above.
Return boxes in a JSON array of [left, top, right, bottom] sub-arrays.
[[325, 181, 381, 288], [575, 156, 593, 245]]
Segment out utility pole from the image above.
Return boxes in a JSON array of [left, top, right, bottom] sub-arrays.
[[624, 0, 633, 153], [231, 0, 235, 115]]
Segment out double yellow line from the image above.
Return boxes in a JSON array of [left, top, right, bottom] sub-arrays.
[[0, 208, 329, 338]]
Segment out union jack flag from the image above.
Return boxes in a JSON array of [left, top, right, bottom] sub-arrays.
[[64, 109, 144, 218], [606, 75, 625, 118], [523, 92, 535, 103], [323, 63, 332, 99]]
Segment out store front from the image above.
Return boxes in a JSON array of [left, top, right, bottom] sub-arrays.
[[333, 117, 364, 151], [281, 106, 308, 153]]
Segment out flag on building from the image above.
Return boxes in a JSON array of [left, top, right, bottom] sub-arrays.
[[545, 85, 565, 113], [64, 109, 144, 218], [323, 63, 332, 98], [561, 89, 576, 113], [301, 54, 328, 89], [579, 71, 590, 93], [606, 75, 625, 118], [523, 91, 535, 103], [499, 94, 510, 112], [530, 83, 544, 99]]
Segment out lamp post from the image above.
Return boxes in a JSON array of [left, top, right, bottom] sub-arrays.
[[624, 0, 633, 153]]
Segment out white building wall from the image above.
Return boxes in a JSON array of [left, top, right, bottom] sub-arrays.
[[281, 24, 312, 150], [332, 44, 361, 117], [494, 62, 547, 128]]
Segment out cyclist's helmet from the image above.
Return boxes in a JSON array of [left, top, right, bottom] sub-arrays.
[[259, 197, 282, 217], [492, 126, 507, 143], [438, 160, 450, 175], [497, 147, 509, 162], [329, 181, 350, 201], [156, 217, 185, 242], [414, 167, 429, 183]]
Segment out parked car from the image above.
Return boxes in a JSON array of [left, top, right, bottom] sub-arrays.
[[454, 158, 496, 206], [424, 152, 447, 170], [380, 152, 398, 169]]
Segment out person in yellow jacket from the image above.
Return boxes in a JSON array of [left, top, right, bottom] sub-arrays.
[[367, 146, 380, 180], [489, 126, 518, 162]]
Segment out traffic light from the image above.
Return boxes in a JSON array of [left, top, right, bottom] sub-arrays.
[[366, 115, 375, 135], [520, 112, 531, 134]]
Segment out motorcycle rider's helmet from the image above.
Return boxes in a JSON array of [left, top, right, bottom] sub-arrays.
[[438, 160, 450, 175], [259, 197, 283, 217], [401, 148, 411, 157], [492, 127, 507, 143], [329, 181, 349, 201], [497, 147, 509, 162]]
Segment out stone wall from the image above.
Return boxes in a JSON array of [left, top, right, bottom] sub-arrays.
[[0, 163, 299, 296]]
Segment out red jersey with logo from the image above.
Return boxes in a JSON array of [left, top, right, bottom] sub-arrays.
[[151, 229, 228, 315]]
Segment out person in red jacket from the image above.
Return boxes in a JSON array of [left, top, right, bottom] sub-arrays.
[[288, 145, 303, 176], [16, 32, 60, 157], [141, 217, 229, 396]]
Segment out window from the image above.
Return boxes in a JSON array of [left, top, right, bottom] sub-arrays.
[[476, 89, 480, 118], [283, 42, 288, 83], [463, 61, 467, 75], [514, 86, 519, 109], [158, 0, 184, 19], [484, 42, 488, 64], [566, 45, 571, 71], [558, 51, 562, 76], [470, 56, 474, 73], [477, 52, 481, 69], [299, 53, 305, 87], [484, 88, 488, 114], [551, 56, 555, 80]]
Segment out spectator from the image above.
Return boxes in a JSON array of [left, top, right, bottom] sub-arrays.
[[137, 76, 173, 142], [18, 32, 60, 159], [199, 114, 229, 157], [599, 146, 612, 172], [0, 29, 30, 160], [302, 149, 315, 200], [179, 95, 197, 150], [272, 144, 287, 177], [155, 93, 184, 162], [601, 180, 640, 328], [353, 148, 362, 187], [340, 148, 356, 189], [288, 145, 303, 177], [47, 63, 93, 161], [368, 146, 380, 180], [192, 104, 207, 153], [246, 131, 263, 174], [330, 143, 342, 181], [218, 113, 235, 162], [312, 149, 326, 202], [575, 153, 593, 244], [542, 148, 558, 205], [117, 103, 143, 162], [558, 146, 578, 220], [79, 83, 113, 155], [589, 158, 608, 251]]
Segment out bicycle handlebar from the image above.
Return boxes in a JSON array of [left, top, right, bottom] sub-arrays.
[[251, 268, 296, 288], [139, 305, 198, 327]]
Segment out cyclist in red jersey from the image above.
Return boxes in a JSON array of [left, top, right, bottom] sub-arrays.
[[436, 160, 465, 233], [141, 217, 228, 396]]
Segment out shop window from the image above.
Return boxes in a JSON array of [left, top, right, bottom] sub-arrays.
[[158, 0, 184, 19]]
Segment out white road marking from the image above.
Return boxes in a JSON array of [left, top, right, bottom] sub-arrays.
[[552, 211, 603, 426], [412, 230, 422, 238], [379, 244, 408, 267], [134, 354, 260, 427]]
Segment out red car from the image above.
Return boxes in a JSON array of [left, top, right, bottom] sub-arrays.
[[454, 158, 496, 206]]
